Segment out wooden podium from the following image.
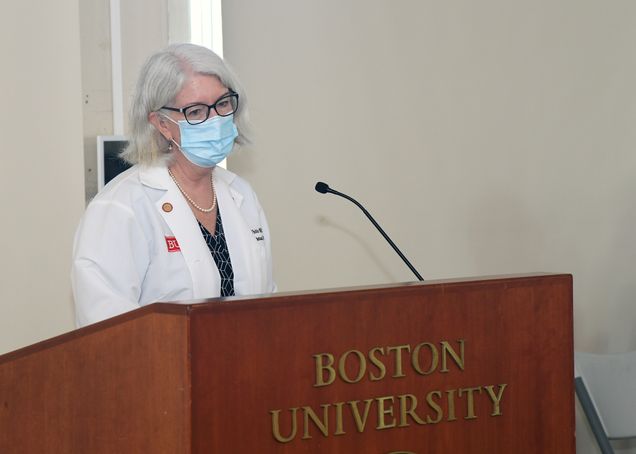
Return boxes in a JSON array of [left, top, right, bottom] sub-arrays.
[[0, 274, 574, 453]]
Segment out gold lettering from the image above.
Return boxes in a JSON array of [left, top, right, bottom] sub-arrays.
[[349, 399, 374, 432], [271, 408, 298, 443], [446, 389, 457, 421], [386, 344, 411, 378], [338, 350, 367, 383], [440, 340, 465, 372], [411, 342, 438, 375], [368, 347, 387, 381], [459, 386, 482, 419], [334, 402, 346, 435], [398, 394, 426, 427], [425, 390, 443, 424], [302, 404, 330, 439], [376, 396, 397, 429], [313, 353, 336, 387], [484, 384, 507, 416], [300, 340, 489, 440]]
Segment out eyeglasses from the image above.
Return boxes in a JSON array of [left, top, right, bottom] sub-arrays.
[[161, 91, 239, 125]]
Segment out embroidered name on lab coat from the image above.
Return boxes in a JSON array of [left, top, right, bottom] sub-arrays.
[[251, 227, 265, 241]]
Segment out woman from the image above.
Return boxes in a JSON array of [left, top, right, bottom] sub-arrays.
[[72, 43, 275, 327]]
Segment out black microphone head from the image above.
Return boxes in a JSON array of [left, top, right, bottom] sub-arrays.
[[315, 181, 330, 194]]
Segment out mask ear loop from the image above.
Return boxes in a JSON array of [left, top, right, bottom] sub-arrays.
[[158, 113, 180, 152]]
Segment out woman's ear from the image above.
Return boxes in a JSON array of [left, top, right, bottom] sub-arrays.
[[148, 111, 172, 141]]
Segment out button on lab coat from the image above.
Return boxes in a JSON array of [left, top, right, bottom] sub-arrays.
[[72, 164, 275, 327]]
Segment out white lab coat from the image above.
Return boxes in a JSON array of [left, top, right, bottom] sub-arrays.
[[72, 164, 275, 327]]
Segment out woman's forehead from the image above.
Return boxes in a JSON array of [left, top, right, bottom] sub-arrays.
[[175, 74, 227, 104]]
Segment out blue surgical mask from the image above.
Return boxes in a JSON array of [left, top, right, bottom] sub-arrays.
[[165, 114, 238, 168]]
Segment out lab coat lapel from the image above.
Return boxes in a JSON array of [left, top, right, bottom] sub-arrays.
[[141, 166, 220, 298], [214, 172, 262, 295]]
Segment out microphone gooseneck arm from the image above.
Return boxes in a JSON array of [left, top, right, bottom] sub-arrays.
[[315, 182, 424, 282]]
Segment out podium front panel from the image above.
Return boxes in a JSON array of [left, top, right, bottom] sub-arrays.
[[188, 275, 574, 453], [0, 310, 191, 453]]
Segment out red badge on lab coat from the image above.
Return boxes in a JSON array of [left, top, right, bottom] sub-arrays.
[[165, 236, 180, 252]]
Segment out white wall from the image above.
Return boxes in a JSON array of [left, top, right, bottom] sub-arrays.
[[223, 0, 636, 355], [0, 1, 85, 353]]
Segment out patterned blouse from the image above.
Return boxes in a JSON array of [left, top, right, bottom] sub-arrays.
[[198, 207, 235, 297]]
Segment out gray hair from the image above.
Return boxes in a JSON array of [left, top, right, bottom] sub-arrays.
[[121, 43, 250, 166]]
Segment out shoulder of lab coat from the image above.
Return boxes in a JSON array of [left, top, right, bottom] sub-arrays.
[[72, 166, 153, 326]]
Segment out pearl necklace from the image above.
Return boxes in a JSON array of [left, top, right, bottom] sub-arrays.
[[168, 168, 217, 213]]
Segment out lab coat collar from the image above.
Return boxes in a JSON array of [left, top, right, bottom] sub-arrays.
[[214, 167, 244, 208], [138, 164, 244, 208], [138, 164, 170, 189]]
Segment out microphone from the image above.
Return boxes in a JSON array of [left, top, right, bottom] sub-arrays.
[[314, 181, 424, 281]]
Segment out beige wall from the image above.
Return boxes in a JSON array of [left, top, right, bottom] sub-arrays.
[[221, 3, 636, 451], [80, 0, 177, 201], [1, 0, 633, 368], [0, 1, 85, 353], [223, 0, 636, 355], [0, 0, 178, 354], [1, 0, 635, 451]]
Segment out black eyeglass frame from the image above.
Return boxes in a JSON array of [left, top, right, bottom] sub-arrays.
[[161, 91, 239, 125]]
